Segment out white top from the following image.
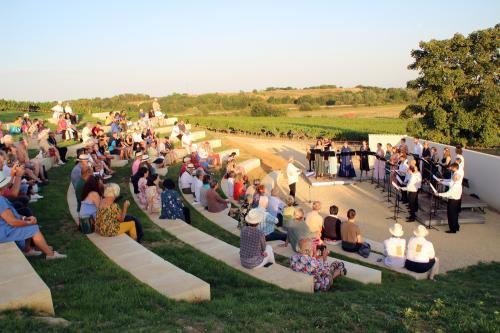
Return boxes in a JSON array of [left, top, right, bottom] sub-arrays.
[[398, 160, 408, 173], [406, 236, 435, 263], [403, 172, 421, 193], [191, 174, 197, 193], [198, 146, 208, 159], [64, 105, 73, 114], [413, 142, 423, 156], [383, 237, 406, 268], [182, 133, 192, 148], [193, 177, 203, 202], [227, 178, 234, 198], [439, 172, 463, 200], [456, 153, 465, 174], [132, 132, 143, 143], [170, 125, 180, 138], [180, 171, 193, 189], [81, 127, 93, 143], [158, 142, 166, 153], [286, 162, 300, 185]]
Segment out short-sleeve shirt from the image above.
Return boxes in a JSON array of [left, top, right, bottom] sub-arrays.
[[305, 211, 323, 235], [383, 237, 406, 268], [406, 237, 435, 263], [341, 222, 360, 244], [0, 196, 39, 248]]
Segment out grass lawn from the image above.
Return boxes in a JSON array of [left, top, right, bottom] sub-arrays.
[[1, 160, 499, 333]]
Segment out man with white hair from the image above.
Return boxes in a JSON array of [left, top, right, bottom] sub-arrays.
[[182, 131, 193, 154], [256, 196, 287, 241], [51, 101, 64, 120], [286, 156, 301, 202]]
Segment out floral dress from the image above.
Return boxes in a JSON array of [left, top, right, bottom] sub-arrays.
[[160, 189, 185, 220], [138, 177, 148, 207], [95, 204, 121, 237], [146, 186, 161, 213], [290, 254, 340, 291]]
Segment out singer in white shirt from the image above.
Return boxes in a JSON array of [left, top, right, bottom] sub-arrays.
[[286, 157, 301, 200], [438, 163, 462, 233]]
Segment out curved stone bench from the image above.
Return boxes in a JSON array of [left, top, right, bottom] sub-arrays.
[[110, 159, 128, 168], [221, 158, 262, 203], [0, 242, 54, 314], [155, 123, 192, 135], [67, 185, 210, 302], [133, 183, 314, 293]]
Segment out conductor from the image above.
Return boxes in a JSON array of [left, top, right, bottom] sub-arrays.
[[437, 163, 463, 233]]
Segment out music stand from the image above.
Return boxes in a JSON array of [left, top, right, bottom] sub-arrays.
[[425, 183, 440, 231], [387, 181, 402, 221]]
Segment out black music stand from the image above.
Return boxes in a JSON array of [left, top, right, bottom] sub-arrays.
[[387, 181, 402, 221]]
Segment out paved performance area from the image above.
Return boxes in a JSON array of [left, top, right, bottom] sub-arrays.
[[224, 135, 500, 273]]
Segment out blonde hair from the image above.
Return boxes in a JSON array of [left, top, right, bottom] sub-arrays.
[[104, 183, 120, 198], [298, 238, 313, 256]]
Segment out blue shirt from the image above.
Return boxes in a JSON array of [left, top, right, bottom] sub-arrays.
[[255, 208, 278, 236], [160, 189, 185, 220], [111, 123, 120, 133]]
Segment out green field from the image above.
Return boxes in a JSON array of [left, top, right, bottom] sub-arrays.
[[3, 161, 499, 332], [187, 115, 408, 141]]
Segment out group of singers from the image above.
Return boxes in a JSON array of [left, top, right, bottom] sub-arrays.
[[306, 139, 371, 179], [306, 136, 465, 234], [373, 137, 465, 234]]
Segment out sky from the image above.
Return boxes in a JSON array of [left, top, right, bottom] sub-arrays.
[[1, 0, 499, 101]]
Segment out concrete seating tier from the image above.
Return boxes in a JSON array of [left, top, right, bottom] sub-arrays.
[[27, 134, 63, 150], [155, 123, 191, 134], [218, 149, 240, 162], [67, 142, 90, 158], [190, 131, 206, 142], [110, 159, 128, 168], [267, 241, 382, 284], [0, 242, 55, 314], [67, 185, 210, 302], [237, 158, 261, 174], [133, 184, 314, 293], [91, 112, 109, 120]]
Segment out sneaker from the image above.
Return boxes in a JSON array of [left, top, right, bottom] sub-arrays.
[[58, 161, 65, 165], [24, 249, 42, 257], [31, 194, 44, 199], [29, 198, 38, 203], [102, 174, 112, 180], [46, 251, 67, 260]]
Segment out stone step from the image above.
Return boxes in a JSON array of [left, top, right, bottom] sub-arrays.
[[67, 185, 210, 302], [268, 241, 382, 285], [132, 183, 314, 293], [237, 158, 261, 174], [0, 242, 54, 315], [218, 149, 240, 162], [190, 131, 206, 141], [155, 123, 192, 135], [110, 159, 128, 168]]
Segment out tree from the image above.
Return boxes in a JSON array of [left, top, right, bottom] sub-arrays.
[[402, 24, 500, 147], [250, 102, 286, 117]]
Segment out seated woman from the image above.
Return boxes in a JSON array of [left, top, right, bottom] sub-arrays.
[[137, 167, 150, 207], [290, 238, 346, 292], [79, 175, 103, 219], [383, 223, 406, 268], [95, 183, 137, 240], [206, 181, 230, 213], [284, 207, 315, 252], [251, 184, 266, 208], [0, 173, 66, 259], [199, 174, 211, 209], [239, 208, 275, 269], [160, 179, 191, 224], [405, 225, 439, 279], [282, 196, 295, 229], [145, 174, 161, 213], [340, 209, 363, 252], [226, 171, 235, 199], [233, 174, 246, 202]]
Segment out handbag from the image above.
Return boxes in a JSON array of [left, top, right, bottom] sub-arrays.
[[79, 215, 95, 234]]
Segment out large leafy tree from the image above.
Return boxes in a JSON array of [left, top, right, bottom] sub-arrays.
[[402, 24, 500, 147]]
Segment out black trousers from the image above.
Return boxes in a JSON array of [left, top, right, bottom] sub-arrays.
[[408, 191, 418, 219], [183, 207, 191, 224], [289, 182, 296, 198], [57, 147, 68, 162], [447, 199, 461, 232], [124, 214, 144, 243]]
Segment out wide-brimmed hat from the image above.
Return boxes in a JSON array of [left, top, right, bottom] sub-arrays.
[[414, 225, 429, 238], [389, 223, 404, 237], [245, 209, 265, 225], [141, 154, 150, 161], [78, 154, 89, 161], [0, 174, 11, 189], [187, 163, 195, 168], [183, 157, 191, 163]]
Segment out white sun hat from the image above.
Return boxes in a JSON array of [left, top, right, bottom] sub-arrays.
[[245, 208, 265, 225], [414, 225, 429, 238], [389, 223, 404, 237]]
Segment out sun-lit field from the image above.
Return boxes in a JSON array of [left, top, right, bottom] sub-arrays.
[[286, 104, 407, 119]]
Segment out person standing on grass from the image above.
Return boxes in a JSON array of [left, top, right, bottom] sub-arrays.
[[286, 156, 301, 202]]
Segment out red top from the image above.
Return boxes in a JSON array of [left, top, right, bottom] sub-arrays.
[[233, 181, 245, 200]]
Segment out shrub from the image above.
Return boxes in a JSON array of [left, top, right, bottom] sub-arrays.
[[299, 103, 314, 111], [250, 102, 286, 117]]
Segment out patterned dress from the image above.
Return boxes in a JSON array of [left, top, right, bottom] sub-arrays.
[[145, 186, 161, 213], [138, 177, 148, 207], [95, 204, 121, 237], [290, 254, 340, 291], [160, 189, 185, 220]]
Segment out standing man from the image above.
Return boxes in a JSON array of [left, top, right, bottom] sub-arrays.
[[286, 156, 301, 203], [437, 163, 462, 234], [403, 166, 421, 222], [413, 137, 423, 157]]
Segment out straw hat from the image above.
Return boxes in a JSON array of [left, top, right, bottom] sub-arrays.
[[183, 157, 191, 163], [78, 154, 89, 161], [141, 154, 150, 161], [414, 225, 429, 238], [0, 174, 12, 189], [245, 209, 265, 225], [389, 223, 404, 237], [187, 163, 195, 168]]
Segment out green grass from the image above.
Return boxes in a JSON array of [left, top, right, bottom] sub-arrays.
[[187, 115, 408, 141], [1, 160, 499, 332]]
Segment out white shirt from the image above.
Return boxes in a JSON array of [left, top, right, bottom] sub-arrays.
[[64, 105, 73, 114], [81, 127, 93, 143], [383, 237, 406, 268], [193, 177, 203, 202], [403, 172, 421, 192], [170, 125, 180, 138], [191, 174, 197, 193], [439, 172, 463, 200], [227, 177, 234, 198], [398, 160, 408, 174], [413, 142, 423, 156], [182, 134, 192, 148], [132, 132, 143, 143], [406, 236, 435, 263], [456, 153, 465, 174], [198, 146, 208, 159], [180, 171, 192, 190], [287, 162, 300, 185]]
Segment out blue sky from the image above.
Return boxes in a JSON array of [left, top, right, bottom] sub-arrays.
[[1, 0, 498, 101]]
